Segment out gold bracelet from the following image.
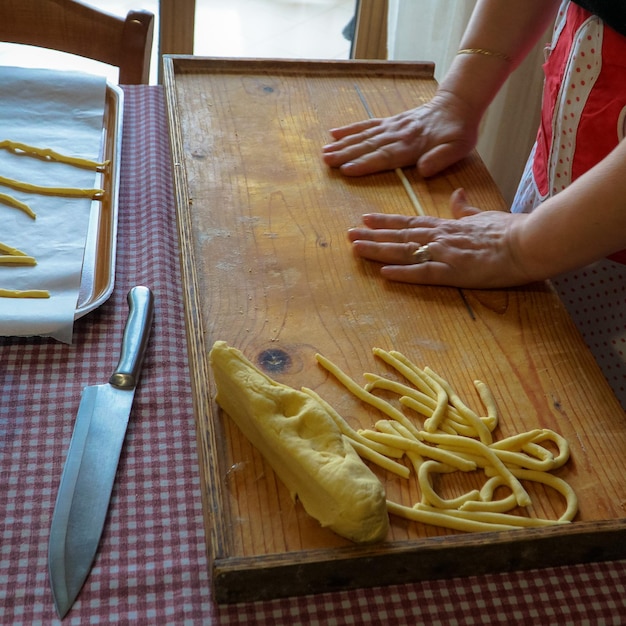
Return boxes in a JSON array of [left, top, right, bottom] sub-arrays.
[[457, 48, 512, 63]]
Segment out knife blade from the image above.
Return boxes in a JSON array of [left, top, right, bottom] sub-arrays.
[[48, 285, 154, 619]]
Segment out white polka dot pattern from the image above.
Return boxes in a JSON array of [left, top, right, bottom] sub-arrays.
[[549, 16, 603, 194], [553, 260, 626, 407]]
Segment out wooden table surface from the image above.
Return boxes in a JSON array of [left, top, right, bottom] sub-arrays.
[[164, 56, 626, 603]]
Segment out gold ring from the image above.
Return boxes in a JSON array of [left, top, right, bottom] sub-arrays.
[[412, 244, 432, 264]]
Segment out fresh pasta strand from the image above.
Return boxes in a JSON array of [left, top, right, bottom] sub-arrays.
[[0, 255, 36, 266], [0, 139, 108, 170], [0, 288, 50, 298], [0, 192, 36, 218], [0, 242, 27, 256], [301, 386, 404, 458], [0, 174, 103, 199]]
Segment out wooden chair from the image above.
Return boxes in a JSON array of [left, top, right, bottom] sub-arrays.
[[0, 0, 154, 84]]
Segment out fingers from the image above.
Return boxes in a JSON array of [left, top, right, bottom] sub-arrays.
[[322, 114, 423, 176], [360, 213, 439, 230], [322, 119, 385, 168], [417, 141, 475, 179], [346, 191, 473, 241], [344, 191, 491, 288], [322, 146, 391, 177], [350, 239, 431, 265], [337, 151, 401, 178], [380, 262, 454, 285], [449, 187, 481, 218], [327, 119, 379, 141], [348, 214, 440, 250], [349, 238, 457, 286], [323, 134, 411, 177]]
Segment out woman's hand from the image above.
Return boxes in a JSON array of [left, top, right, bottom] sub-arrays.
[[322, 91, 479, 178], [347, 189, 540, 288]]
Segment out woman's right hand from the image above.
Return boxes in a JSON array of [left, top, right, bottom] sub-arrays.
[[321, 90, 480, 178]]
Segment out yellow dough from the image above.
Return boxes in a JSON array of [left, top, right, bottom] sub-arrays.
[[209, 340, 389, 544]]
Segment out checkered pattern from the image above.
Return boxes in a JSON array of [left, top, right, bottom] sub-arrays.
[[2, 86, 626, 625]]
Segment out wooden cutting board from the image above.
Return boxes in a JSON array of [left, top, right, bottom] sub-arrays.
[[163, 56, 626, 603]]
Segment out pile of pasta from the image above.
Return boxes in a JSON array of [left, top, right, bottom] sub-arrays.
[[305, 348, 577, 533]]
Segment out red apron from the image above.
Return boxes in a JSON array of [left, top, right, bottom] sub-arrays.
[[512, 1, 626, 409], [531, 1, 626, 262]]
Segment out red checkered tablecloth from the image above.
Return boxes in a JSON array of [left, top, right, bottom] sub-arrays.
[[2, 85, 626, 625]]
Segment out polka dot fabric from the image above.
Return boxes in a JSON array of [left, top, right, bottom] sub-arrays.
[[552, 260, 626, 407]]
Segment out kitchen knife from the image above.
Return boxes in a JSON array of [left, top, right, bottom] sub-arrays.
[[48, 285, 154, 619]]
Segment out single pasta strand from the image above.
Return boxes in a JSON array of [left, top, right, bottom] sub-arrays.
[[414, 503, 565, 528], [398, 398, 460, 436], [480, 415, 499, 432], [521, 442, 554, 462], [387, 500, 519, 533], [473, 380, 499, 429], [458, 477, 518, 512], [0, 288, 50, 298], [0, 174, 103, 198], [490, 448, 558, 472], [0, 242, 27, 256], [405, 450, 424, 474], [422, 376, 449, 433], [397, 395, 434, 417], [0, 255, 36, 266], [374, 419, 402, 436], [301, 387, 404, 458], [460, 495, 518, 513], [528, 429, 570, 469], [0, 139, 108, 170], [395, 168, 425, 216], [0, 192, 36, 218], [490, 429, 544, 451], [479, 475, 508, 501]]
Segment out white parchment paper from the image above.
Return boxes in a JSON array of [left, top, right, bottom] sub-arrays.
[[0, 66, 107, 343]]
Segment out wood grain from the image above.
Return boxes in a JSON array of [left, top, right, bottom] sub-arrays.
[[163, 57, 626, 603]]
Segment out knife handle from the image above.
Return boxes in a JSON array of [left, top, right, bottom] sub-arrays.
[[109, 286, 155, 390]]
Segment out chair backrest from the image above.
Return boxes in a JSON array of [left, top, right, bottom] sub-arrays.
[[0, 0, 154, 84]]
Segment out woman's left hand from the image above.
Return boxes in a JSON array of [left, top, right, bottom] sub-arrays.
[[347, 189, 539, 288]]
